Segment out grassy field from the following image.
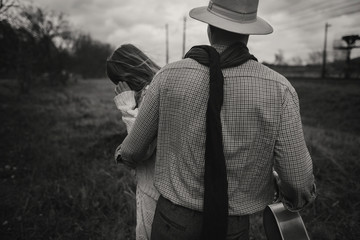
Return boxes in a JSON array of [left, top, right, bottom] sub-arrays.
[[0, 78, 359, 240]]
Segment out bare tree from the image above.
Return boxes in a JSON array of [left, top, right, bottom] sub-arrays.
[[0, 0, 19, 17], [71, 33, 113, 79], [290, 56, 303, 66], [1, 3, 74, 92], [307, 51, 322, 65], [274, 49, 286, 65], [1, 0, 113, 92]]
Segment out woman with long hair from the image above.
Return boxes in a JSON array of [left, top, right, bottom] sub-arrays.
[[106, 44, 161, 240]]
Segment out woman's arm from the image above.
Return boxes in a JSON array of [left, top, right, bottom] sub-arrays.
[[113, 82, 138, 132], [115, 73, 162, 168], [113, 82, 157, 166]]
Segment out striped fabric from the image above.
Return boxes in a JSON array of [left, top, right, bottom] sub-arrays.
[[118, 44, 316, 215]]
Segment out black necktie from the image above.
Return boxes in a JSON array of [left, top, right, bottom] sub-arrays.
[[184, 42, 257, 240]]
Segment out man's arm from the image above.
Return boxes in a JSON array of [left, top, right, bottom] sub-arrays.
[[274, 87, 316, 212], [115, 72, 162, 168]]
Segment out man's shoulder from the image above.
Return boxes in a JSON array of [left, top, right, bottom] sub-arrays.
[[155, 59, 294, 91], [158, 58, 207, 74], [151, 59, 207, 86], [241, 60, 294, 89]]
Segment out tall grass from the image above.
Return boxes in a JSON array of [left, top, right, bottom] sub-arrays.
[[291, 79, 360, 240], [0, 80, 135, 239], [0, 78, 359, 239]]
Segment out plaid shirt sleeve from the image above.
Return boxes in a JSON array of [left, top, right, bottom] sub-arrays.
[[116, 72, 161, 168], [274, 87, 316, 211]]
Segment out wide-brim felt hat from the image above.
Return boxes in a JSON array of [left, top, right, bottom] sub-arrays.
[[189, 0, 273, 35]]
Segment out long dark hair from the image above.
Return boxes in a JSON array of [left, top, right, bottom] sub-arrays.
[[106, 44, 161, 92]]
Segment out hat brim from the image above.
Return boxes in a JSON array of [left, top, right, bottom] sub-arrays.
[[189, 6, 273, 35]]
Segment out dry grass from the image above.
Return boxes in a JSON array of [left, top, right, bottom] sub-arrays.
[[291, 78, 360, 240], [0, 79, 134, 239], [0, 78, 359, 239]]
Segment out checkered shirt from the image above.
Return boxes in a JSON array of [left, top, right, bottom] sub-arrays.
[[118, 44, 316, 215]]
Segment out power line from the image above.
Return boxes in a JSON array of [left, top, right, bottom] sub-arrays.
[[326, 6, 360, 19], [275, 0, 339, 15], [276, 1, 358, 25], [294, 0, 357, 15], [277, 6, 360, 32], [272, 0, 345, 25], [253, 1, 359, 62], [276, 0, 360, 30]]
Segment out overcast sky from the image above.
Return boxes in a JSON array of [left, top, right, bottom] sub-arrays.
[[34, 0, 360, 66]]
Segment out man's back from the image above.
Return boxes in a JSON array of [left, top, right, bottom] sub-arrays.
[[117, 1, 316, 238], [124, 44, 315, 215]]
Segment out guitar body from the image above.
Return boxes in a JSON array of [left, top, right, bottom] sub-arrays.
[[263, 202, 310, 240]]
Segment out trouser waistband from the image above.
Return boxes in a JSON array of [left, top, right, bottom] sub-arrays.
[[158, 195, 249, 220]]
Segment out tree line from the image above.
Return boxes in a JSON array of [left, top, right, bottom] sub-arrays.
[[0, 0, 114, 93]]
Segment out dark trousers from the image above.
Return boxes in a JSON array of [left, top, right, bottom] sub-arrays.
[[151, 195, 249, 240]]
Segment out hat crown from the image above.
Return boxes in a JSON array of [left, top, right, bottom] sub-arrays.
[[212, 0, 258, 14], [189, 0, 273, 35]]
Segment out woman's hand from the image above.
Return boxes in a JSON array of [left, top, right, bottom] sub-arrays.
[[115, 82, 131, 95]]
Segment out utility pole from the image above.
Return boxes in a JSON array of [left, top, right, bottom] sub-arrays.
[[321, 22, 331, 78], [182, 16, 187, 58], [165, 24, 169, 64]]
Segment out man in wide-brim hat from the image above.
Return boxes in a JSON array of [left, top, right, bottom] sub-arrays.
[[116, 1, 317, 240], [190, 0, 273, 35]]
